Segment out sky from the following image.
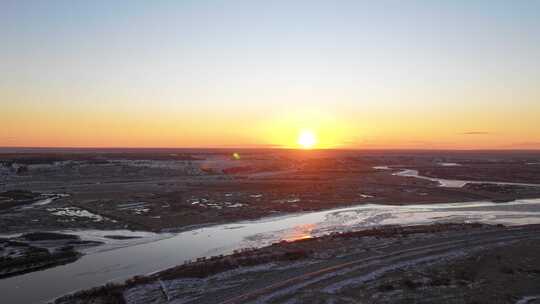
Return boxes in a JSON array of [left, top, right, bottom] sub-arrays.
[[1, 0, 540, 149]]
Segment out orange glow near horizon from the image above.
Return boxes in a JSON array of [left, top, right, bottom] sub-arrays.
[[1, 104, 540, 150], [2, 2, 540, 150], [1, 69, 540, 151]]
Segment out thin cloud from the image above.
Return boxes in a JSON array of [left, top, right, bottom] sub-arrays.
[[504, 142, 540, 148], [461, 131, 490, 135], [215, 144, 285, 148], [341, 138, 363, 145]]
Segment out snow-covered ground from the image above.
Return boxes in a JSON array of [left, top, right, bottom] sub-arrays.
[[3, 197, 540, 303]]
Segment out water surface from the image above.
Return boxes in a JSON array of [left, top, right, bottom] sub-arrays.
[[3, 198, 540, 303], [394, 169, 540, 188]]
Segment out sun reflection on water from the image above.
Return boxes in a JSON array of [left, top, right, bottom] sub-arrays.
[[284, 223, 316, 241]]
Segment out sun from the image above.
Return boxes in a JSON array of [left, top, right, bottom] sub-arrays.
[[298, 130, 317, 149]]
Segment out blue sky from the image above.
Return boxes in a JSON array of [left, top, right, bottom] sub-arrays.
[[2, 1, 539, 148]]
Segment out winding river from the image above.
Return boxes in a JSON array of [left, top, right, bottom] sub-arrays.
[[3, 168, 540, 303], [393, 168, 540, 188]]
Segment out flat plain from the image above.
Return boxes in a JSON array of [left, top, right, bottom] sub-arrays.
[[2, 149, 540, 303]]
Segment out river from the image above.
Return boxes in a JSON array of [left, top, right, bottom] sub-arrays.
[[3, 168, 540, 303]]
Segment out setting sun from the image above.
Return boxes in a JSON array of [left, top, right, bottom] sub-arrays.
[[2, 2, 540, 303], [298, 130, 317, 149]]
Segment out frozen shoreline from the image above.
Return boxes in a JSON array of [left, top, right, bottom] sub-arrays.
[[3, 197, 540, 303]]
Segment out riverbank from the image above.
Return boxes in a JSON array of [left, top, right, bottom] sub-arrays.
[[54, 223, 540, 304], [4, 197, 540, 303], [2, 150, 540, 302], [0, 232, 101, 279]]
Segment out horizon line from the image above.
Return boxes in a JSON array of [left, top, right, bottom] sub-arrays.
[[1, 146, 540, 152]]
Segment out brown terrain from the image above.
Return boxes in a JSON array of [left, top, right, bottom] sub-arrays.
[[1, 149, 540, 303], [1, 149, 539, 233], [54, 223, 540, 304]]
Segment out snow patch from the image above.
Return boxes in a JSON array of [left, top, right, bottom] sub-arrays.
[[47, 207, 106, 222]]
